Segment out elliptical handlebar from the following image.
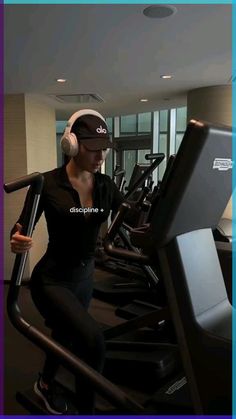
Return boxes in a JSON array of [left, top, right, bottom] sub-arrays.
[[4, 172, 44, 194], [124, 153, 164, 200], [145, 152, 164, 161], [104, 202, 150, 264]]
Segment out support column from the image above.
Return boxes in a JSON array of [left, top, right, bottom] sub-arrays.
[[4, 94, 57, 280], [187, 85, 232, 126]]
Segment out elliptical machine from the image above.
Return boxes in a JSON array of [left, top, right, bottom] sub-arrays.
[[104, 119, 232, 414], [4, 119, 232, 414]]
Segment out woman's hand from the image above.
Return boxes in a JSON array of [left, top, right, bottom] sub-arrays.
[[10, 223, 33, 254]]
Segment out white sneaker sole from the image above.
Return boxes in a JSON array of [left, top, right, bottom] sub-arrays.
[[33, 382, 66, 415]]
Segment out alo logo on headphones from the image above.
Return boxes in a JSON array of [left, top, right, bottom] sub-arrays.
[[96, 126, 107, 134]]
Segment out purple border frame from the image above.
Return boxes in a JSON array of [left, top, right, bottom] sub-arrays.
[[0, 3, 233, 418], [0, 0, 4, 415]]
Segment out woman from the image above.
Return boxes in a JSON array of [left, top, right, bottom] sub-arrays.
[[10, 109, 124, 415]]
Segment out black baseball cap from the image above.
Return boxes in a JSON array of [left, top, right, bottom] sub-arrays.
[[71, 114, 112, 151]]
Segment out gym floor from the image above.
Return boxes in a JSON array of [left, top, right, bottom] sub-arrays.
[[4, 268, 148, 415], [4, 268, 120, 414]]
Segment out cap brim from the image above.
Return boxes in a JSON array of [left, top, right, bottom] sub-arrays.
[[80, 138, 113, 151]]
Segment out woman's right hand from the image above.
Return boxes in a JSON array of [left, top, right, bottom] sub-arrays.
[[10, 223, 33, 254]]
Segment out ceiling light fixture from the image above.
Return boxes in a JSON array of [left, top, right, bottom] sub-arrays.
[[160, 75, 173, 79], [140, 98, 148, 102], [143, 5, 177, 19], [56, 78, 67, 83]]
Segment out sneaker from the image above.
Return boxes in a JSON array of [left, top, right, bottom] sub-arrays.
[[34, 375, 68, 415]]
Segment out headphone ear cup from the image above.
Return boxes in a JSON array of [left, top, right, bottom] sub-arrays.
[[61, 133, 78, 157]]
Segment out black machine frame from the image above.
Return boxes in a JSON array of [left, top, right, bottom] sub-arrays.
[[149, 120, 232, 414], [105, 119, 233, 414]]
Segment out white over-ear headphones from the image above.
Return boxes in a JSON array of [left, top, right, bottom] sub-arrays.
[[61, 109, 106, 157]]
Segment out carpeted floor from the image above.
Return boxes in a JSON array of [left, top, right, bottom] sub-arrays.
[[4, 268, 124, 415]]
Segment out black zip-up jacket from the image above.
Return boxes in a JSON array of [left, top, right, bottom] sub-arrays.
[[11, 165, 124, 266]]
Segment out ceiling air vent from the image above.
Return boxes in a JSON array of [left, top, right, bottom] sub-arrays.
[[52, 93, 104, 103]]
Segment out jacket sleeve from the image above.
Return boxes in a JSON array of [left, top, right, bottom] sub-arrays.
[[10, 186, 44, 238]]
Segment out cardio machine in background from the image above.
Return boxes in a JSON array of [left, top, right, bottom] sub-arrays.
[[112, 164, 126, 192], [94, 153, 165, 305]]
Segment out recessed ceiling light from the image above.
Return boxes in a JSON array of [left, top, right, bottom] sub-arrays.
[[160, 75, 173, 79], [56, 78, 67, 83], [140, 98, 148, 102], [143, 5, 177, 19]]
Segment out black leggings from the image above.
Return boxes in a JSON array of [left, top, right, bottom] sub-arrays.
[[30, 257, 105, 414]]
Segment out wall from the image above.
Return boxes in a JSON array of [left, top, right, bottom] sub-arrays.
[[4, 94, 57, 280], [25, 95, 57, 273], [4, 94, 29, 280]]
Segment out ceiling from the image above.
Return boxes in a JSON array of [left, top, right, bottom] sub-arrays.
[[4, 4, 232, 119]]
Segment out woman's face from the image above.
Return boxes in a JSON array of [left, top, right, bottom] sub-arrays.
[[74, 143, 109, 172]]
